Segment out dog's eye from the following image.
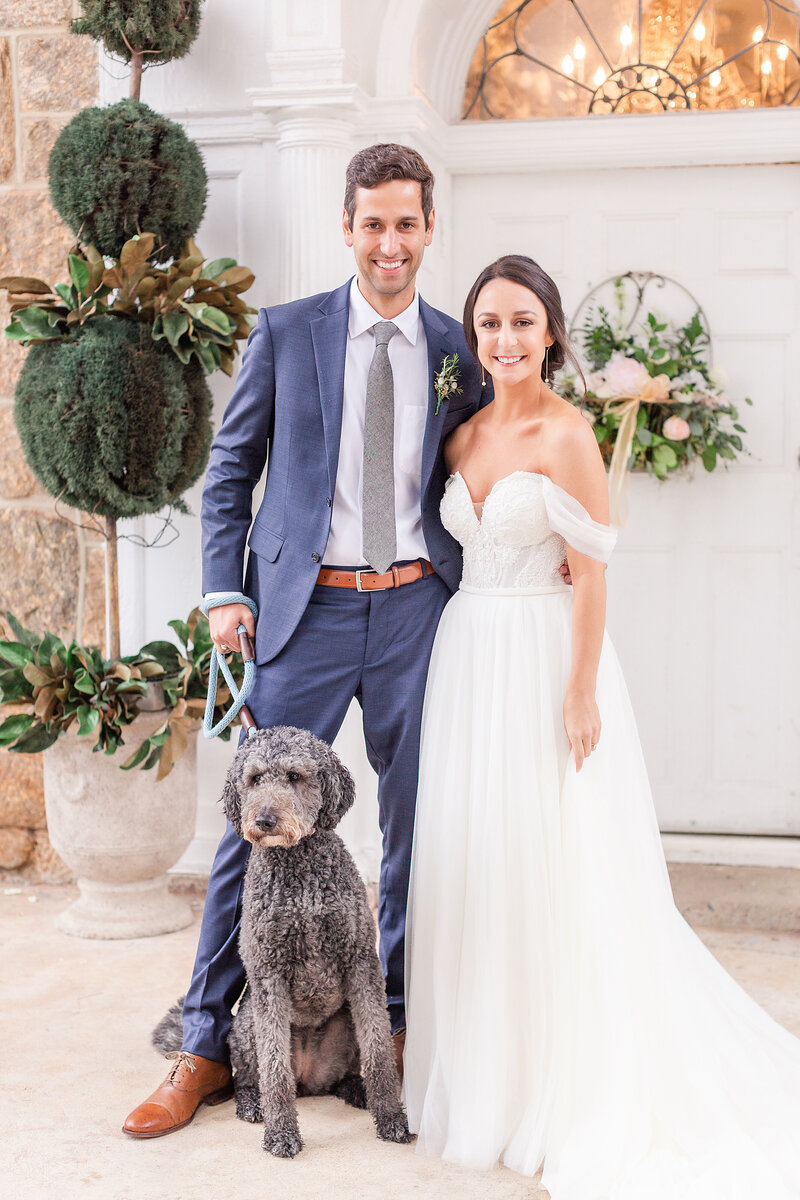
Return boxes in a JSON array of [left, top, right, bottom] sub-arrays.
[[250, 773, 263, 786], [287, 771, 300, 784]]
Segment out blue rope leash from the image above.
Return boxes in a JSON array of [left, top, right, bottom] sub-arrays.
[[201, 592, 258, 739]]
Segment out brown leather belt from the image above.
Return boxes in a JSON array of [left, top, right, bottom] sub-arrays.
[[316, 559, 435, 592]]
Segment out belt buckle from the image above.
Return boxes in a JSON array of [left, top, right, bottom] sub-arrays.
[[355, 569, 369, 592]]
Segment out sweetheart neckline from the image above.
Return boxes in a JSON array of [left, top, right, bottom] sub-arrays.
[[450, 469, 548, 510], [444, 470, 618, 559], [448, 470, 550, 530]]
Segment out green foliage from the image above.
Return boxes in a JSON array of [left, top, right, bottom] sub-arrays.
[[433, 353, 463, 415], [578, 302, 709, 380], [1, 233, 256, 379], [48, 100, 207, 261], [0, 608, 242, 780], [559, 283, 751, 481], [14, 317, 212, 519], [72, 0, 203, 67]]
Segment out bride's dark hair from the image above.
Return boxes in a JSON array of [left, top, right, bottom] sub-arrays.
[[463, 254, 585, 390]]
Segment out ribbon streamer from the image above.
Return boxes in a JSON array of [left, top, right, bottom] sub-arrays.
[[603, 394, 641, 526]]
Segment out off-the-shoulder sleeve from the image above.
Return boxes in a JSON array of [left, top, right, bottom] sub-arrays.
[[542, 476, 617, 563]]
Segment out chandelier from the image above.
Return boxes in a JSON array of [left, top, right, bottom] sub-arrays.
[[463, 0, 800, 119]]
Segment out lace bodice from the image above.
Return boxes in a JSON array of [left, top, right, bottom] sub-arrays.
[[441, 471, 617, 591]]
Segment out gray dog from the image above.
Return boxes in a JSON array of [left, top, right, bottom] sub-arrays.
[[154, 725, 411, 1159]]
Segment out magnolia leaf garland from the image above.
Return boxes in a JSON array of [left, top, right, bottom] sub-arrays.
[[0, 609, 243, 779], [0, 234, 257, 379]]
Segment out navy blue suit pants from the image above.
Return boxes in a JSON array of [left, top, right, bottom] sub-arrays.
[[181, 567, 451, 1062]]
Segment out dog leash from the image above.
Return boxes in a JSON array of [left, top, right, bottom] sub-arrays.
[[200, 593, 259, 739]]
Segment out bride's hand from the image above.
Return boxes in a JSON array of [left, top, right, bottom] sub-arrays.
[[564, 688, 601, 773]]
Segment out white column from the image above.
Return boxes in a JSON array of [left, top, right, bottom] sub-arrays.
[[249, 15, 364, 301], [272, 112, 356, 300]]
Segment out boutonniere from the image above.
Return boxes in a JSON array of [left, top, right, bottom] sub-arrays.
[[434, 353, 463, 415]]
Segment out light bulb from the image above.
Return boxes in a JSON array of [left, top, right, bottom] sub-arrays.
[[573, 38, 586, 61], [593, 66, 607, 87], [709, 70, 721, 87], [761, 58, 772, 74], [753, 26, 764, 42], [562, 54, 575, 75], [620, 24, 633, 47], [777, 43, 789, 61], [693, 21, 706, 41]]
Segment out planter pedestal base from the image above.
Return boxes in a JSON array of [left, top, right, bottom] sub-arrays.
[[43, 712, 199, 940], [57, 875, 193, 940]]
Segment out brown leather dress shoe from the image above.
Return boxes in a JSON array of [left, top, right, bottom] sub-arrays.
[[122, 1052, 233, 1138], [392, 1030, 406, 1084]]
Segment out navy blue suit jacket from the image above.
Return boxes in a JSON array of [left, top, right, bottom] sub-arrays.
[[201, 278, 485, 664]]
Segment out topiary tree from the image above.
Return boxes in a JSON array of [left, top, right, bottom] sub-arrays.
[[72, 0, 203, 99], [14, 318, 212, 518], [1, 0, 257, 659], [48, 100, 207, 261]]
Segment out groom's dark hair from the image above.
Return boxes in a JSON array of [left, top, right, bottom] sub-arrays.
[[344, 143, 435, 229]]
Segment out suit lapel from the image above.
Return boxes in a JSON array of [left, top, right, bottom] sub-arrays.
[[310, 280, 351, 497], [420, 298, 456, 498]]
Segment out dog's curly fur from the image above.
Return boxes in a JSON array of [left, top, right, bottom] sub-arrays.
[[153, 726, 410, 1158]]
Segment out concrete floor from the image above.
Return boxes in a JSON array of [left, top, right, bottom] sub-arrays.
[[2, 872, 800, 1200]]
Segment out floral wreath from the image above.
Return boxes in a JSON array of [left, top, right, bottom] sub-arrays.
[[558, 273, 751, 523]]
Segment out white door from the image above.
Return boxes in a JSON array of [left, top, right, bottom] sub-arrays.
[[451, 163, 800, 834]]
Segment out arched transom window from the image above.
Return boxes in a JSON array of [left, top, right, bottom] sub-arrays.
[[463, 0, 800, 118]]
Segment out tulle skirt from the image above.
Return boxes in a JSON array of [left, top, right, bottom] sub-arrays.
[[403, 584, 800, 1200]]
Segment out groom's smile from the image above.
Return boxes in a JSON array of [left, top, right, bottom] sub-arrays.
[[343, 178, 435, 318]]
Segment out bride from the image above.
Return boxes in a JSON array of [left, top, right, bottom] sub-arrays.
[[402, 254, 800, 1199]]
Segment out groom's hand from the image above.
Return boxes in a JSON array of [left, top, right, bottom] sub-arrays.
[[209, 604, 256, 656], [559, 559, 572, 586]]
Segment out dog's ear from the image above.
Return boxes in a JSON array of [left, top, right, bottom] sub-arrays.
[[316, 744, 356, 830], [221, 769, 243, 836]]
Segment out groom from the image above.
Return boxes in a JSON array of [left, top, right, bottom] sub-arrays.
[[123, 142, 486, 1138]]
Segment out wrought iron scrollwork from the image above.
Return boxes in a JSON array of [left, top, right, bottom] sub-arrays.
[[568, 271, 712, 360]]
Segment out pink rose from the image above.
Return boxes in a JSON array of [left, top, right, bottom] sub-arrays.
[[602, 352, 651, 396], [663, 415, 691, 441], [597, 353, 672, 404]]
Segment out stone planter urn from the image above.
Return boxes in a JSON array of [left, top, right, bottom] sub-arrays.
[[42, 711, 198, 939]]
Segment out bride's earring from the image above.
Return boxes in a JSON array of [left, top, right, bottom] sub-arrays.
[[544, 345, 550, 383], [481, 363, 486, 387]]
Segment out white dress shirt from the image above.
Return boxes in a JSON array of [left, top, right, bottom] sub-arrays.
[[324, 277, 430, 567]]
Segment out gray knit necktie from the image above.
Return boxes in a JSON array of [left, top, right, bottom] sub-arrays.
[[362, 320, 399, 574]]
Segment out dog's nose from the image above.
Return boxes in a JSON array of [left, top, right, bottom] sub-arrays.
[[255, 811, 278, 831]]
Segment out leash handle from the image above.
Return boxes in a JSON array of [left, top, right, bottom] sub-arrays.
[[237, 630, 257, 735], [200, 593, 259, 740]]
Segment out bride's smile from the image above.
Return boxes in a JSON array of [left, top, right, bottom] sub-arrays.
[[473, 276, 554, 391]]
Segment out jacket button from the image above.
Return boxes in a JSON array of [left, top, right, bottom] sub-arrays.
[[326, 497, 332, 507], [312, 552, 320, 562]]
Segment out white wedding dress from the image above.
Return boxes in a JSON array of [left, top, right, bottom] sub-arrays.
[[403, 470, 800, 1200]]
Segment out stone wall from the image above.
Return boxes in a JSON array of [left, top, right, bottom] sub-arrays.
[[0, 1, 102, 882]]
